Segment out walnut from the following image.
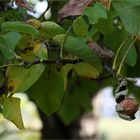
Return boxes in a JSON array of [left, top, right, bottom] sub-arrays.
[[118, 98, 139, 116]]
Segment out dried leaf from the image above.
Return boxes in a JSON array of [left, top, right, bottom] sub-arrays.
[[99, 0, 111, 9], [88, 42, 114, 59], [58, 0, 95, 21], [15, 0, 36, 13]]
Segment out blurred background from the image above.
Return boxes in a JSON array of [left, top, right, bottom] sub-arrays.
[[0, 86, 140, 140]]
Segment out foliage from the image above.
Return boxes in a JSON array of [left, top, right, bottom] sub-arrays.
[[0, 0, 140, 129]]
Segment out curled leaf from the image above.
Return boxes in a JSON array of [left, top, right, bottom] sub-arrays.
[[88, 42, 114, 59], [58, 0, 95, 21], [3, 97, 24, 130], [15, 0, 36, 13]]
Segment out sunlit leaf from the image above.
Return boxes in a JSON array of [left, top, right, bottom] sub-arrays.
[[112, 0, 140, 35], [33, 42, 48, 60], [84, 2, 107, 24], [61, 64, 74, 90], [73, 17, 89, 37], [7, 64, 46, 93], [0, 32, 21, 59], [40, 21, 66, 39], [74, 62, 100, 79], [1, 21, 39, 36], [53, 34, 102, 72], [3, 97, 24, 130]]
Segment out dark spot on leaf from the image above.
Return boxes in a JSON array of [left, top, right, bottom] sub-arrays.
[[9, 86, 14, 92], [21, 47, 33, 53]]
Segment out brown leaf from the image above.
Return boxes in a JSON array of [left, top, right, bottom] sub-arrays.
[[58, 0, 95, 21], [99, 0, 111, 9], [15, 0, 36, 13], [88, 42, 114, 59]]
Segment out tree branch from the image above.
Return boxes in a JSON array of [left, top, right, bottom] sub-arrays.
[[26, 59, 82, 67]]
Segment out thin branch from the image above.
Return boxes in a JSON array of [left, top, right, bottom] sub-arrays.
[[0, 59, 82, 69], [28, 59, 82, 67], [59, 21, 74, 58]]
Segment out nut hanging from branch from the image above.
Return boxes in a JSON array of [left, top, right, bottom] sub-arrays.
[[115, 77, 139, 121]]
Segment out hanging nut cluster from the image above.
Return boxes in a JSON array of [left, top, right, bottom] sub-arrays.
[[115, 78, 139, 121]]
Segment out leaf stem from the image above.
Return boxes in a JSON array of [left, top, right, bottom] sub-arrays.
[[59, 23, 74, 59], [116, 36, 138, 76], [60, 16, 82, 58], [0, 64, 21, 69], [112, 37, 129, 70], [0, 59, 82, 69]]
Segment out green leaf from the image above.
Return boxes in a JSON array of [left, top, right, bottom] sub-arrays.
[[126, 46, 137, 67], [74, 62, 100, 79], [3, 97, 24, 130], [1, 22, 39, 36], [53, 35, 102, 72], [58, 78, 95, 125], [0, 32, 21, 59], [84, 2, 107, 24], [3, 32, 21, 50], [73, 17, 89, 37], [58, 93, 81, 125], [60, 62, 100, 91], [7, 64, 46, 93], [74, 85, 92, 111], [40, 21, 66, 39], [103, 30, 129, 51], [28, 68, 64, 115], [0, 53, 6, 66], [0, 36, 14, 59], [126, 60, 140, 77], [121, 39, 137, 67], [122, 0, 140, 6], [95, 11, 113, 35], [112, 0, 140, 35], [113, 38, 137, 68]]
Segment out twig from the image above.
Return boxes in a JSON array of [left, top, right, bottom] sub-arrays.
[[28, 59, 82, 67], [0, 59, 82, 69]]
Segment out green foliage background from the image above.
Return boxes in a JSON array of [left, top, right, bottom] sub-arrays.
[[0, 0, 140, 129]]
